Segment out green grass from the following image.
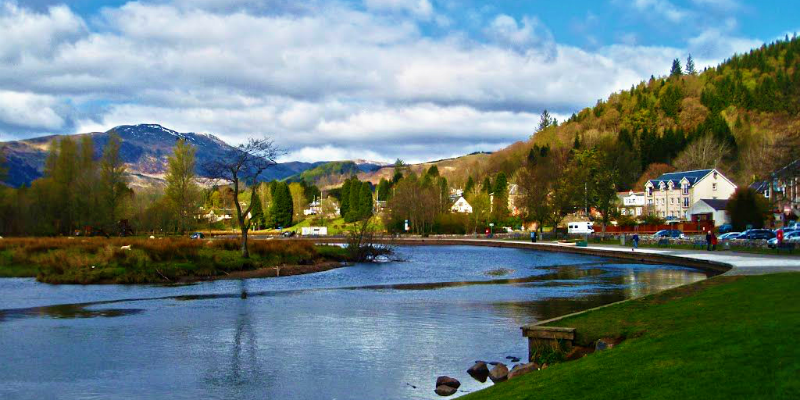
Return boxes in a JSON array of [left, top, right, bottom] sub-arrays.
[[462, 273, 800, 400]]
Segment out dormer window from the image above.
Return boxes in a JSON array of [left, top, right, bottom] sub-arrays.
[[682, 183, 689, 195], [647, 186, 653, 196]]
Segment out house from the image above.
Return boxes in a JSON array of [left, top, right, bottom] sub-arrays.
[[617, 191, 645, 217], [303, 198, 322, 216], [751, 159, 800, 223], [451, 196, 473, 213], [508, 184, 522, 216], [645, 169, 737, 221], [448, 188, 464, 203], [687, 199, 730, 227]]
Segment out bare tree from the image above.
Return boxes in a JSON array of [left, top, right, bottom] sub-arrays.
[[203, 138, 280, 258], [673, 134, 731, 171]]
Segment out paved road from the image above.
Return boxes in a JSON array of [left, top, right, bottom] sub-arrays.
[[481, 239, 800, 276]]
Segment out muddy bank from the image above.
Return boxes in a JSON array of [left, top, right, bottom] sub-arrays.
[[191, 261, 350, 282]]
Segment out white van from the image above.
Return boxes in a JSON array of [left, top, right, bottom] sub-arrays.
[[568, 222, 594, 235]]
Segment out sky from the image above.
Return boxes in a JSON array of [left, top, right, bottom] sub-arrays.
[[0, 0, 797, 163]]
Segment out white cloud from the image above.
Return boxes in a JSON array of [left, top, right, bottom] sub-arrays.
[[484, 14, 554, 54], [0, 1, 767, 162], [690, 0, 742, 11], [0, 2, 86, 61], [632, 0, 689, 23], [0, 90, 65, 130], [364, 0, 433, 19]]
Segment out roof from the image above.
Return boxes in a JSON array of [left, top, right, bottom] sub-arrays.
[[648, 169, 713, 188], [698, 199, 728, 211], [750, 180, 770, 192]]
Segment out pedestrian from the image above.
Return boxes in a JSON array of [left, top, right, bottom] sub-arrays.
[[711, 231, 718, 251], [632, 233, 639, 250], [530, 230, 537, 243], [705, 230, 712, 251]]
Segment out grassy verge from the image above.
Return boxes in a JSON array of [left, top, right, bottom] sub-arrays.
[[0, 237, 349, 284], [463, 273, 800, 400]]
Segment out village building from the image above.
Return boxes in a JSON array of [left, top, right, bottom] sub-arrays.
[[751, 159, 800, 224], [687, 199, 730, 227], [451, 196, 473, 213], [617, 191, 645, 217], [645, 169, 737, 221]]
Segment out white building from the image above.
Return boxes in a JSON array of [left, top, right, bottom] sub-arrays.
[[617, 191, 645, 217], [451, 196, 473, 213], [645, 169, 737, 221], [687, 199, 730, 227]]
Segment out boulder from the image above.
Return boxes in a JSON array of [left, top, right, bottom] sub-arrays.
[[435, 385, 457, 396], [467, 361, 490, 382], [435, 376, 460, 389], [595, 339, 609, 351], [508, 362, 539, 379], [488, 363, 509, 383]]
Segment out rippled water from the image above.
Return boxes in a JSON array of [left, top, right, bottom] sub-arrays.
[[0, 245, 708, 399]]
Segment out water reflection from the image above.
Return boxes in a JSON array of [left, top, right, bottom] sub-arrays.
[[0, 245, 709, 400]]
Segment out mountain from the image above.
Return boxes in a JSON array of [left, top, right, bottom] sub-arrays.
[[0, 124, 385, 188]]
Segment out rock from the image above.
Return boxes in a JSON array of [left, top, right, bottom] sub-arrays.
[[595, 339, 609, 351], [488, 363, 509, 383], [488, 361, 500, 366], [467, 361, 490, 382], [505, 356, 521, 362], [435, 376, 460, 389], [508, 362, 540, 379], [435, 385, 458, 396]]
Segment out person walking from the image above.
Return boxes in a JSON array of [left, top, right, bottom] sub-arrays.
[[711, 231, 718, 251], [706, 230, 712, 251], [632, 233, 639, 250]]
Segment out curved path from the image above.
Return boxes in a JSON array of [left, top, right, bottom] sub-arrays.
[[303, 237, 800, 276]]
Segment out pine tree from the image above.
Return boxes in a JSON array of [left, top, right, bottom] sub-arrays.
[[464, 176, 475, 194], [345, 179, 361, 222], [358, 182, 373, 219], [670, 58, 683, 77], [250, 189, 265, 230], [537, 110, 553, 132], [377, 178, 391, 201], [492, 172, 509, 221], [426, 165, 439, 177], [270, 182, 293, 228], [686, 54, 697, 75], [340, 178, 352, 217], [482, 177, 492, 194]]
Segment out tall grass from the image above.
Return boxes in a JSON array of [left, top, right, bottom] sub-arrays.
[[0, 237, 347, 284]]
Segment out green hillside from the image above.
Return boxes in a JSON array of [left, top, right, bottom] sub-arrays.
[[285, 161, 361, 184], [480, 36, 800, 189]]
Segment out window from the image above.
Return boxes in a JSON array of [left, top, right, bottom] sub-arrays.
[[670, 198, 674, 204], [648, 199, 654, 205], [647, 187, 653, 196], [682, 185, 689, 195], [683, 197, 689, 207], [712, 183, 717, 191]]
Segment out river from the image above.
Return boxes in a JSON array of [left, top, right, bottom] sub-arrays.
[[0, 245, 709, 399]]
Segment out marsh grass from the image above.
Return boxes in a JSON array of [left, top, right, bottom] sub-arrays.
[[0, 237, 348, 284]]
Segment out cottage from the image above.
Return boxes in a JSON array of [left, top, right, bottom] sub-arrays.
[[451, 196, 473, 213], [687, 199, 730, 227], [617, 190, 645, 217], [644, 169, 736, 221]]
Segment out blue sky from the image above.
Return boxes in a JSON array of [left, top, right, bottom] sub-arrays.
[[0, 0, 797, 162]]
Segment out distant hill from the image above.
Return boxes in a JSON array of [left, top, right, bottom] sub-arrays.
[[1, 124, 325, 187], [284, 160, 387, 185]]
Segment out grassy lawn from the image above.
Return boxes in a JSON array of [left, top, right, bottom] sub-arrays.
[[462, 273, 800, 400]]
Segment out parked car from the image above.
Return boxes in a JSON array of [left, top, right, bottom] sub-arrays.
[[718, 224, 734, 234], [653, 229, 685, 239], [767, 230, 800, 248], [739, 229, 776, 240], [718, 232, 741, 240], [281, 231, 296, 237], [189, 232, 205, 239]]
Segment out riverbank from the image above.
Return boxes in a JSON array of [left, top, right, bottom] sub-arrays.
[[461, 272, 800, 399], [0, 238, 349, 284]]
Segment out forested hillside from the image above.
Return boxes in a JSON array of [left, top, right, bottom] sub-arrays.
[[475, 35, 800, 190]]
